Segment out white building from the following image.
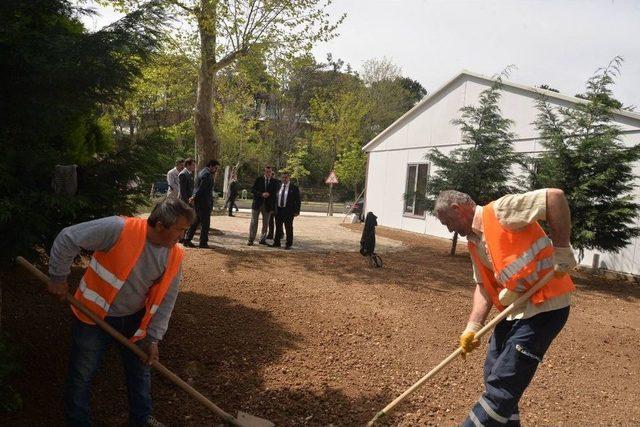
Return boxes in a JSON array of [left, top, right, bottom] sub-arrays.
[[362, 70, 640, 276]]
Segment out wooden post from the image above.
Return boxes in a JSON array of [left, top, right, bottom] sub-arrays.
[[328, 183, 334, 216]]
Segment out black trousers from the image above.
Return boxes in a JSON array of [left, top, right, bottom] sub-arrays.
[[267, 211, 275, 239], [274, 213, 294, 247], [227, 196, 237, 215], [186, 203, 211, 246]]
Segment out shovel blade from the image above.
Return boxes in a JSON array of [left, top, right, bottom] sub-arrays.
[[237, 411, 274, 427]]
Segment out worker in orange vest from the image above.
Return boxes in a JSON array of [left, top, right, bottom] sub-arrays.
[[47, 197, 195, 427], [433, 188, 577, 427]]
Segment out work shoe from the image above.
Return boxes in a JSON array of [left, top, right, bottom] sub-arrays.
[[144, 416, 166, 427], [182, 240, 195, 248], [259, 239, 268, 245], [247, 241, 254, 246]]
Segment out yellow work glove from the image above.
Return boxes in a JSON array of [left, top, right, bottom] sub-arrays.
[[459, 321, 482, 360], [498, 288, 521, 306], [553, 246, 577, 277]]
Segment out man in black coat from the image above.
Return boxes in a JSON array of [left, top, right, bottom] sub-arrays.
[[184, 159, 219, 248], [248, 165, 279, 245], [178, 158, 195, 204], [226, 173, 239, 217], [272, 171, 301, 250]]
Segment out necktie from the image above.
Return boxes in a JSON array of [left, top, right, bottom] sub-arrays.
[[280, 185, 286, 207]]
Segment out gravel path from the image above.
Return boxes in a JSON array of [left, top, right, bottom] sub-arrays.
[[180, 213, 404, 253]]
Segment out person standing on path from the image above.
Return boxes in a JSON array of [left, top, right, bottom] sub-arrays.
[[271, 171, 300, 249], [184, 159, 219, 248], [178, 158, 195, 205], [433, 188, 577, 427], [47, 198, 195, 427], [247, 165, 279, 246], [165, 159, 184, 199], [226, 173, 239, 217]]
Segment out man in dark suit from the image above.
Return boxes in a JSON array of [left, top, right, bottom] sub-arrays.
[[272, 171, 301, 250], [184, 159, 219, 248], [248, 165, 279, 246], [226, 173, 239, 217], [178, 158, 195, 204]]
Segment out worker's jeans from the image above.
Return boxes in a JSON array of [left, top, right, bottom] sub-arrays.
[[462, 306, 570, 427], [64, 310, 151, 427]]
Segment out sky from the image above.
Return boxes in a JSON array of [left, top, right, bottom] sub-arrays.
[[79, 0, 640, 109]]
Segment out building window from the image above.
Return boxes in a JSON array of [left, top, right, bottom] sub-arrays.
[[404, 163, 429, 216]]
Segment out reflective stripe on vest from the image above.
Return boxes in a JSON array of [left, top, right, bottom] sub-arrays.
[[496, 236, 552, 284], [89, 257, 125, 290], [78, 278, 111, 313]]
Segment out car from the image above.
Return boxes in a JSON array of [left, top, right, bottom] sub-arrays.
[[150, 180, 169, 197], [344, 197, 365, 220]]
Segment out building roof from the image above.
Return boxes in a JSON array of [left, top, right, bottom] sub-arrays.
[[362, 70, 640, 153]]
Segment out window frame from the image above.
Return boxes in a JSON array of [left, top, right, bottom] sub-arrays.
[[403, 162, 429, 218]]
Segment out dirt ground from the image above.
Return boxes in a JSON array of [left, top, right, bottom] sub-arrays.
[[1, 218, 639, 426]]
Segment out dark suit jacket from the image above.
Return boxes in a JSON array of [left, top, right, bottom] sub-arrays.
[[193, 168, 214, 210], [251, 176, 279, 212], [178, 169, 194, 204], [275, 183, 301, 217]]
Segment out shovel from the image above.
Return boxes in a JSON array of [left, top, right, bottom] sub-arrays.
[[16, 256, 274, 427], [367, 270, 556, 426]]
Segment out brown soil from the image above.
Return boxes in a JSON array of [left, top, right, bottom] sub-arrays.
[[1, 224, 639, 426]]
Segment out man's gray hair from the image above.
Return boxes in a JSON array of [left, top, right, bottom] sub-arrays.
[[433, 190, 475, 216], [147, 197, 195, 227]]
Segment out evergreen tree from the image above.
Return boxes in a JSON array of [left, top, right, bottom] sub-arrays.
[[426, 73, 519, 254], [0, 0, 166, 265], [533, 57, 640, 258]]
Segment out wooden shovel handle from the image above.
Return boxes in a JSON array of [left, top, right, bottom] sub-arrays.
[[367, 270, 556, 426], [16, 256, 243, 427]]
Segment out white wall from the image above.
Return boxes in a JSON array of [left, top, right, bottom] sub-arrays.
[[364, 74, 640, 276]]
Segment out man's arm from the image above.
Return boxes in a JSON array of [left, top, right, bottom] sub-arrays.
[[459, 283, 493, 358], [167, 170, 178, 193], [48, 217, 124, 298], [545, 188, 571, 246], [146, 268, 181, 343], [468, 283, 493, 325]]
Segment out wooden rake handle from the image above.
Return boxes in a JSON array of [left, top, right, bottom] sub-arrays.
[[16, 256, 244, 427], [367, 270, 556, 426]]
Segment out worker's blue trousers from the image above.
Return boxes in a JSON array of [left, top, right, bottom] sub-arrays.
[[462, 306, 570, 427]]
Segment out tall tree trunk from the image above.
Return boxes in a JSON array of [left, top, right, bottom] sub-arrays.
[[194, 5, 219, 168]]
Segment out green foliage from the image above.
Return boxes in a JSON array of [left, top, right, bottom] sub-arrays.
[[309, 89, 370, 177], [0, 335, 21, 412], [334, 140, 367, 197], [533, 57, 640, 256], [0, 0, 166, 265], [427, 73, 519, 208], [284, 139, 311, 184]]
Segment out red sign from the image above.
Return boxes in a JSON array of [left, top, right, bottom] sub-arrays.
[[325, 170, 339, 184]]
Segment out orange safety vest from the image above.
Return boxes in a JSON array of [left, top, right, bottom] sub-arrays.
[[72, 217, 184, 342], [467, 202, 574, 311]]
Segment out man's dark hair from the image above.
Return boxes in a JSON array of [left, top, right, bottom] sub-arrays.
[[148, 197, 196, 227], [264, 165, 272, 170], [175, 158, 185, 166], [184, 158, 195, 167], [206, 159, 219, 168]]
